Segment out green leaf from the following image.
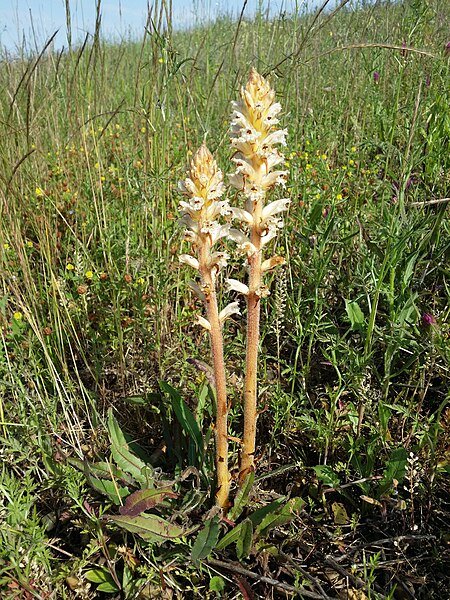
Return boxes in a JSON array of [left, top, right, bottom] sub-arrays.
[[88, 461, 135, 485], [236, 518, 253, 560], [97, 581, 120, 593], [160, 381, 204, 466], [109, 513, 185, 542], [345, 299, 365, 330], [209, 576, 226, 594], [85, 569, 119, 594], [85, 569, 116, 586], [402, 252, 418, 288], [89, 477, 129, 505], [378, 447, 408, 495], [228, 472, 254, 522], [313, 465, 340, 488], [121, 393, 161, 409], [216, 498, 285, 551], [256, 497, 304, 538], [119, 488, 177, 516], [107, 409, 151, 486], [332, 502, 349, 525], [191, 515, 220, 563]]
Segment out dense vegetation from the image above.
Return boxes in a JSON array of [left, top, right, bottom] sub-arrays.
[[0, 0, 449, 597]]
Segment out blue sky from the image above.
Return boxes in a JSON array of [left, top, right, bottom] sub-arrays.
[[0, 0, 329, 54]]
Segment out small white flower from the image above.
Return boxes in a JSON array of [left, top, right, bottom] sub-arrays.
[[228, 229, 257, 255], [209, 222, 231, 245], [195, 314, 211, 331], [219, 301, 241, 323], [179, 254, 199, 270], [261, 256, 286, 272], [230, 207, 254, 225], [263, 129, 288, 147], [261, 198, 291, 223], [226, 278, 250, 295], [260, 224, 278, 247], [210, 251, 229, 271]]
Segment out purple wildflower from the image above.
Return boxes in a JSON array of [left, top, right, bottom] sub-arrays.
[[373, 71, 380, 84], [421, 313, 436, 327]]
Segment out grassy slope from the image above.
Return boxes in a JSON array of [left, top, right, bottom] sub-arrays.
[[0, 0, 449, 597]]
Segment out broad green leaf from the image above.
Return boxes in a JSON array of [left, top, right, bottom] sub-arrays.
[[191, 515, 220, 563], [107, 409, 150, 485], [89, 477, 129, 505], [345, 299, 365, 330], [216, 498, 285, 551], [236, 518, 253, 560], [228, 472, 254, 522], [88, 461, 134, 484], [256, 497, 304, 538], [85, 569, 115, 585], [109, 513, 184, 542], [119, 488, 177, 516], [97, 582, 120, 593], [313, 465, 340, 488], [378, 447, 408, 495]]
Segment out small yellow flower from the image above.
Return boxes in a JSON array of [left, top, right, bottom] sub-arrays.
[[351, 146, 357, 153], [321, 154, 327, 160], [336, 193, 343, 201], [141, 127, 146, 133], [137, 277, 145, 284], [95, 162, 100, 169], [13, 312, 23, 321], [35, 187, 45, 197], [85, 270, 94, 279], [66, 263, 75, 271], [158, 58, 164, 63], [349, 159, 354, 166], [3, 243, 10, 250], [306, 163, 312, 170], [26, 241, 33, 248]]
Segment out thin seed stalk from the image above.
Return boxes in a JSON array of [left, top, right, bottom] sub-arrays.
[[199, 243, 230, 508]]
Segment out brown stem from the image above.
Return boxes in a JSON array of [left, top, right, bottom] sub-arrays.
[[199, 243, 230, 508], [239, 204, 262, 484]]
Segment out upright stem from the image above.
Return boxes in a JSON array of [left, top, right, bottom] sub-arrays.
[[239, 202, 263, 484], [199, 245, 230, 508]]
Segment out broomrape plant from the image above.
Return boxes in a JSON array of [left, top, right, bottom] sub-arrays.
[[178, 68, 289, 508]]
